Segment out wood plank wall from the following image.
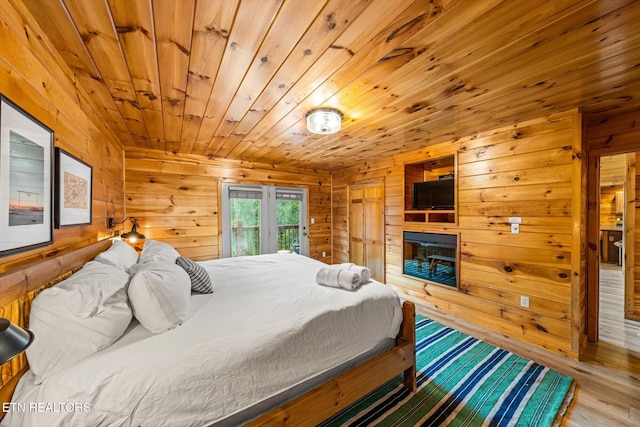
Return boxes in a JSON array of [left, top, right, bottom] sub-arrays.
[[0, 0, 124, 275], [333, 110, 585, 358], [125, 148, 332, 262], [588, 110, 640, 320]]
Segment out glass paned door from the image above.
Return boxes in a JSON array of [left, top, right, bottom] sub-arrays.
[[222, 184, 307, 257], [275, 189, 303, 254], [229, 189, 263, 257]]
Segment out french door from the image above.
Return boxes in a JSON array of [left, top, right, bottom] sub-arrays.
[[221, 183, 308, 257]]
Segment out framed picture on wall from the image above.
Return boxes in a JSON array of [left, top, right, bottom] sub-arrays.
[[0, 95, 54, 257], [54, 148, 92, 228]]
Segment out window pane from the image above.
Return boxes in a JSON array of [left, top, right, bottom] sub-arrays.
[[230, 198, 260, 257], [276, 199, 300, 253]]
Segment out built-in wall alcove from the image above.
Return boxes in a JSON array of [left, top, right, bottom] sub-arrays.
[[403, 154, 456, 224], [403, 231, 458, 288]]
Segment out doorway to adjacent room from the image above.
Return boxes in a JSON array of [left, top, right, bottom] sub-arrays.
[[589, 150, 639, 353]]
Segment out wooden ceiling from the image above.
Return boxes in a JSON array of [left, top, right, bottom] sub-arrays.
[[20, 0, 640, 170]]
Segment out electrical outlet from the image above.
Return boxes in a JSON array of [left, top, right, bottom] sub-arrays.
[[310, 218, 315, 224], [511, 223, 520, 234], [520, 296, 530, 308], [322, 251, 326, 257]]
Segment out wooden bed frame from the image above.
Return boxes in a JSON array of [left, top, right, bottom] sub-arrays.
[[0, 240, 417, 424]]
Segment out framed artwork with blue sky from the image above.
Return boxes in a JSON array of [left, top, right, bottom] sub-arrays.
[[0, 95, 53, 257]]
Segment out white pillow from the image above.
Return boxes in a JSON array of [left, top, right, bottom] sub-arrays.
[[94, 239, 139, 272], [26, 261, 132, 384], [128, 261, 191, 333], [129, 239, 181, 276], [139, 239, 180, 263]]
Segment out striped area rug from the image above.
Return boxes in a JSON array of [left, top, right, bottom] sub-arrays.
[[320, 316, 574, 427]]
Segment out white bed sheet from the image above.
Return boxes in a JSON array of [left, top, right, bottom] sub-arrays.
[[3, 253, 402, 427]]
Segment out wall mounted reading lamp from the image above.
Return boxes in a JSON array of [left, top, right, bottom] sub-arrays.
[[108, 217, 146, 243], [0, 318, 33, 365]]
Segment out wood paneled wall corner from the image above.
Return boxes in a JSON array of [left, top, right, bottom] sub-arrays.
[[124, 148, 332, 262], [333, 109, 585, 358], [571, 109, 587, 356], [625, 153, 637, 320], [0, 0, 125, 274]]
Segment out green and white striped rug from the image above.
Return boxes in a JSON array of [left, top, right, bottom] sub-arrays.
[[320, 315, 574, 427]]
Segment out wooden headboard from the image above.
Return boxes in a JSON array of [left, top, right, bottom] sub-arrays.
[[0, 239, 111, 412]]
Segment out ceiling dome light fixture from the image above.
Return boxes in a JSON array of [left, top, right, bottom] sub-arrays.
[[306, 107, 344, 134]]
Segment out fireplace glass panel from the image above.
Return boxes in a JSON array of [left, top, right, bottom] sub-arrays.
[[403, 231, 457, 287]]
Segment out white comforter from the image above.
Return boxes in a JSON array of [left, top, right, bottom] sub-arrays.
[[3, 253, 402, 427]]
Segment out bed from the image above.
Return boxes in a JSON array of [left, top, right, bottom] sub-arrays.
[[0, 240, 416, 426]]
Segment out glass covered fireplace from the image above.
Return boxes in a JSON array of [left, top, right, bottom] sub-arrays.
[[403, 231, 457, 288]]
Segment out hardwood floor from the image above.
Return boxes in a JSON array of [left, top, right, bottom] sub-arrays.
[[413, 274, 640, 427], [599, 263, 640, 353]]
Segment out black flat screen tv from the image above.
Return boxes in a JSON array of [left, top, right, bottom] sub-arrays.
[[412, 178, 454, 209]]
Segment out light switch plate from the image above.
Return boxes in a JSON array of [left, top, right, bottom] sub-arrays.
[[511, 223, 520, 234]]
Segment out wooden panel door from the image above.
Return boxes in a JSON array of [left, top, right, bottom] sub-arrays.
[[350, 181, 384, 281], [349, 185, 364, 266]]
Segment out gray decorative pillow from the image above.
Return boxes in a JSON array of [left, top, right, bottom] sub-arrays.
[[175, 257, 213, 294]]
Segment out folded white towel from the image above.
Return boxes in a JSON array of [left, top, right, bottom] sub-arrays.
[[316, 266, 362, 291], [339, 263, 371, 285]]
